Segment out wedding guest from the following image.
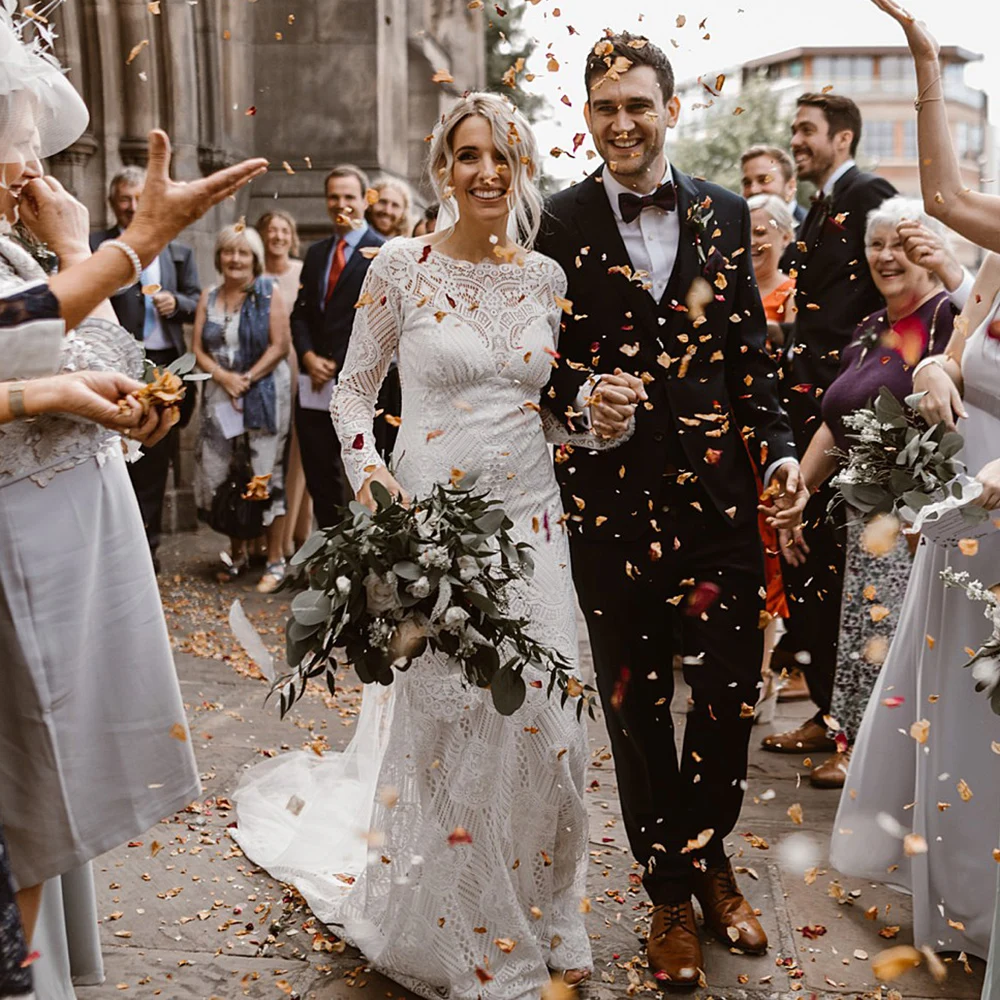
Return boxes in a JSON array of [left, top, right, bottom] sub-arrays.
[[365, 177, 414, 239], [91, 166, 202, 573], [784, 197, 959, 788], [741, 144, 806, 224], [0, 22, 224, 995], [764, 93, 897, 756], [256, 210, 313, 578], [412, 202, 439, 237], [291, 166, 385, 526], [745, 194, 796, 718], [747, 193, 796, 352], [193, 225, 291, 585]]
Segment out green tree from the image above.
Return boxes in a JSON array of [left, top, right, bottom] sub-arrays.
[[485, 2, 546, 123], [670, 73, 791, 196]]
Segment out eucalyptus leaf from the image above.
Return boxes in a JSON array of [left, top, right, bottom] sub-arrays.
[[475, 509, 506, 535], [370, 479, 393, 510], [291, 589, 332, 626], [490, 664, 527, 716], [291, 531, 329, 566]]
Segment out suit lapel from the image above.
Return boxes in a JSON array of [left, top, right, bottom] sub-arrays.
[[315, 236, 335, 302], [158, 246, 175, 289], [665, 168, 702, 307]]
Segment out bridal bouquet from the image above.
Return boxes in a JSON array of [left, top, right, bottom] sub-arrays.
[[940, 568, 1000, 715], [831, 387, 989, 537], [272, 477, 586, 719]]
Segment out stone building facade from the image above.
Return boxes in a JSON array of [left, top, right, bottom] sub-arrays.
[[43, 0, 485, 531]]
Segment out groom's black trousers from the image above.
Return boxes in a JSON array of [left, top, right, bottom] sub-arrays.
[[570, 481, 764, 905]]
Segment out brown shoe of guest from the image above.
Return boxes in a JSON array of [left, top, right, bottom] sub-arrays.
[[647, 900, 703, 990], [810, 749, 850, 788], [761, 718, 836, 754], [692, 859, 768, 954], [776, 668, 811, 702]]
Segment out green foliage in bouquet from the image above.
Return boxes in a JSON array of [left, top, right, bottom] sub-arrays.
[[142, 350, 211, 386], [831, 386, 985, 522], [274, 477, 589, 720]]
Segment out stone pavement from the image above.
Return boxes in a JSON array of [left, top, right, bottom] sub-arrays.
[[74, 527, 985, 1000]]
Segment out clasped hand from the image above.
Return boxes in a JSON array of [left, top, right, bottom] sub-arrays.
[[758, 462, 811, 567], [589, 368, 646, 439]]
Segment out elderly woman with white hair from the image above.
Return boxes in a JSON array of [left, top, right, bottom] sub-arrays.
[[193, 225, 291, 586], [777, 196, 961, 790], [747, 193, 797, 354], [232, 91, 643, 999]]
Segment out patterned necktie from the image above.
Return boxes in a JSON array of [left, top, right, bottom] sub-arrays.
[[324, 238, 348, 305], [618, 181, 677, 224]]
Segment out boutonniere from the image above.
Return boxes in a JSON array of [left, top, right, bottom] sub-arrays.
[[686, 196, 715, 266]]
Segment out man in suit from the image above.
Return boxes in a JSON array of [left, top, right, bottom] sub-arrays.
[[291, 165, 385, 526], [762, 94, 897, 770], [740, 144, 807, 225], [91, 165, 201, 570], [537, 33, 807, 986]]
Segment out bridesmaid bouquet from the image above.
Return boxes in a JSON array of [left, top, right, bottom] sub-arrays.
[[271, 476, 587, 719], [831, 387, 990, 536], [940, 568, 1000, 715]]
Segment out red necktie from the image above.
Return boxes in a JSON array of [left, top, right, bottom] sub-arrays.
[[324, 238, 347, 305]]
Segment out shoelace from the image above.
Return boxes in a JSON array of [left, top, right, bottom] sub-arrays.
[[651, 901, 696, 936]]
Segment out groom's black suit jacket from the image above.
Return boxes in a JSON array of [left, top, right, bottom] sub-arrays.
[[537, 167, 797, 543]]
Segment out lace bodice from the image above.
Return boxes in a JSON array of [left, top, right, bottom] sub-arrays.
[[331, 237, 621, 500], [0, 237, 144, 488]]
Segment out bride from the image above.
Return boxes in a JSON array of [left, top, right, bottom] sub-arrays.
[[232, 92, 638, 999]]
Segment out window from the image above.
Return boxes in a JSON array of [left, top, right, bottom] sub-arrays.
[[902, 120, 917, 158], [787, 59, 804, 78], [866, 121, 895, 159], [812, 56, 833, 82]]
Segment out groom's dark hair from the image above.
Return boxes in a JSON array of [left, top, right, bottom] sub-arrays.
[[796, 93, 863, 156], [584, 31, 675, 102]]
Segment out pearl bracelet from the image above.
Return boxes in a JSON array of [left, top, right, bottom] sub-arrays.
[[102, 238, 143, 294]]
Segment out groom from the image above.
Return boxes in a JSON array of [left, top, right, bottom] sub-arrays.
[[537, 32, 805, 986]]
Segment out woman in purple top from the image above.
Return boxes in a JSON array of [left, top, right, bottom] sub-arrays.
[[782, 196, 960, 789]]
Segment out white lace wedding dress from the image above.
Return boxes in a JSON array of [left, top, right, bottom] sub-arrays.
[[233, 238, 623, 999], [831, 288, 1000, 958]]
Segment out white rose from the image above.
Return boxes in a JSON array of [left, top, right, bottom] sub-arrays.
[[335, 576, 352, 596], [443, 606, 470, 631], [364, 571, 401, 614], [407, 575, 432, 599], [456, 555, 479, 581]]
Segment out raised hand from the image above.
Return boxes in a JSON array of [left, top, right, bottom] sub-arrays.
[[869, 0, 940, 62], [897, 220, 964, 290], [124, 130, 268, 266], [18, 175, 91, 262]]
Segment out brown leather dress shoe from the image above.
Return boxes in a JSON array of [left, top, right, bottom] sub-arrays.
[[761, 718, 836, 754], [810, 749, 850, 788], [647, 900, 703, 990], [693, 859, 768, 954], [776, 668, 811, 702]]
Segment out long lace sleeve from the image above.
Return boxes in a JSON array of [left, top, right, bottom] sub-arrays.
[[537, 256, 634, 451], [330, 247, 402, 495]]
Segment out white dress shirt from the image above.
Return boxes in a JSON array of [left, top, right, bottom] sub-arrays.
[[601, 161, 679, 304], [820, 158, 856, 199]]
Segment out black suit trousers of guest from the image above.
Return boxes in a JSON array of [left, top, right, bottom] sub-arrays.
[[127, 347, 192, 553], [775, 484, 846, 719], [295, 402, 345, 528], [570, 485, 764, 904]]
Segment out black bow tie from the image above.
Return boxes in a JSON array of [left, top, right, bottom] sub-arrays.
[[618, 182, 677, 224]]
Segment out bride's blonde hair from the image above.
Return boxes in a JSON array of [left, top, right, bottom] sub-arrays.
[[427, 92, 543, 249]]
